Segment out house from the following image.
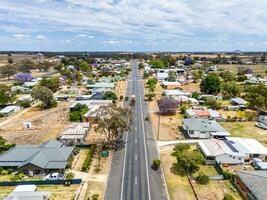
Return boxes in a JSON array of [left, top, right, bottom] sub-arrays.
[[63, 89, 81, 95], [58, 123, 90, 145], [23, 81, 38, 88], [230, 97, 248, 106], [156, 72, 169, 81], [16, 95, 33, 103], [11, 86, 31, 93], [174, 96, 199, 105], [185, 108, 221, 120], [0, 140, 74, 175], [235, 170, 267, 200], [253, 158, 267, 170], [226, 137, 267, 160], [70, 100, 113, 110], [258, 115, 267, 126], [35, 52, 44, 61], [162, 81, 181, 89], [182, 118, 230, 139], [198, 139, 246, 165], [87, 82, 115, 89], [164, 89, 191, 97], [0, 106, 20, 116], [4, 185, 51, 200]]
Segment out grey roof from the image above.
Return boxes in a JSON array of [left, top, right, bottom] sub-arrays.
[[183, 118, 230, 135], [231, 97, 247, 105], [0, 140, 74, 170], [4, 191, 51, 200], [236, 170, 267, 200]]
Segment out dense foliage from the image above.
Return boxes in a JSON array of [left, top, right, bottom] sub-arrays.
[[200, 74, 221, 94], [69, 103, 89, 122], [31, 86, 56, 109]]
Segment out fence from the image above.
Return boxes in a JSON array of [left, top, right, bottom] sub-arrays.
[[0, 178, 82, 186]]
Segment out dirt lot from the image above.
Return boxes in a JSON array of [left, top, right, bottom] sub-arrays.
[[144, 82, 184, 141], [0, 54, 35, 66], [0, 102, 71, 144], [160, 148, 242, 200], [0, 185, 79, 200], [115, 79, 128, 107], [220, 121, 267, 145], [179, 82, 200, 93]]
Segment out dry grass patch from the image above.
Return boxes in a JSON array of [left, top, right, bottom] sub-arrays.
[[179, 83, 200, 93], [85, 181, 104, 200]]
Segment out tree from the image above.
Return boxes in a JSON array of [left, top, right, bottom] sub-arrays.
[[220, 71, 236, 82], [18, 59, 35, 72], [79, 61, 89, 72], [7, 58, 13, 64], [65, 171, 75, 180], [237, 74, 247, 82], [146, 78, 157, 92], [205, 97, 221, 110], [196, 172, 209, 185], [244, 84, 267, 110], [94, 105, 130, 144], [168, 71, 177, 82], [152, 159, 161, 170], [221, 82, 242, 98], [31, 86, 55, 109], [138, 63, 144, 69], [172, 143, 190, 153], [0, 85, 13, 106], [172, 149, 204, 176], [0, 65, 17, 79], [39, 76, 60, 92], [148, 59, 165, 69], [200, 74, 221, 94], [14, 73, 33, 83], [103, 91, 118, 101], [157, 97, 178, 115], [145, 93, 155, 101], [192, 70, 203, 83], [69, 103, 88, 122]]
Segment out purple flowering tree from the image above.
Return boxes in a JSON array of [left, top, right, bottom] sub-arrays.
[[157, 97, 179, 115], [14, 73, 33, 83]]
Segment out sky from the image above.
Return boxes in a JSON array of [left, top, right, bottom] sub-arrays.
[[0, 0, 267, 52]]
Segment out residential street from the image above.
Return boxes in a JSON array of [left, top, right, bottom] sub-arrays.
[[105, 61, 168, 200]]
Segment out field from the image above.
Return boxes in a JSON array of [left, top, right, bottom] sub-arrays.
[[0, 185, 79, 200], [220, 64, 267, 77], [220, 121, 267, 146], [0, 54, 35, 66], [160, 148, 242, 200], [0, 102, 71, 144]]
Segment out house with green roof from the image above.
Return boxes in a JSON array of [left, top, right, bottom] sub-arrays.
[[0, 140, 74, 175]]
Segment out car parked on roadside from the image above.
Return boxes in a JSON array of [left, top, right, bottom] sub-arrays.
[[255, 122, 267, 130]]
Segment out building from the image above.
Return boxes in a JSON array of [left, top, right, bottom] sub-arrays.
[[230, 97, 248, 106], [156, 72, 169, 81], [258, 115, 267, 126], [182, 118, 230, 139], [58, 123, 90, 145], [161, 81, 182, 89], [0, 140, 74, 175], [235, 170, 267, 200], [185, 108, 221, 120], [87, 82, 115, 89], [174, 96, 199, 105], [164, 89, 191, 97], [0, 106, 20, 116], [4, 184, 51, 200], [70, 100, 113, 110], [198, 139, 246, 165]]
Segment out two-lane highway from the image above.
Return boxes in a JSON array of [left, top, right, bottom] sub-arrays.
[[105, 61, 168, 200]]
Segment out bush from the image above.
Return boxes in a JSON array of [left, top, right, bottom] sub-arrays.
[[119, 95, 124, 101], [0, 169, 8, 175], [103, 91, 118, 101], [223, 194, 235, 200], [7, 168, 13, 174], [91, 194, 100, 200], [152, 159, 161, 170], [65, 172, 75, 180], [196, 172, 209, 185], [19, 100, 31, 108], [66, 156, 74, 169], [124, 96, 129, 101], [82, 146, 96, 172]]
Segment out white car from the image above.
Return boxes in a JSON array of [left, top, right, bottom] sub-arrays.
[[45, 173, 63, 180], [255, 123, 267, 130]]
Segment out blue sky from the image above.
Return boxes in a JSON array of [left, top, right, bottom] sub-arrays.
[[0, 0, 267, 51]]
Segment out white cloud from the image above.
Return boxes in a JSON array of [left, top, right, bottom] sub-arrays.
[[36, 35, 46, 40], [13, 34, 30, 40], [76, 34, 87, 38], [88, 35, 94, 39]]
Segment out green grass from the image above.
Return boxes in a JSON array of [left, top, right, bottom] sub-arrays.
[[194, 165, 219, 177]]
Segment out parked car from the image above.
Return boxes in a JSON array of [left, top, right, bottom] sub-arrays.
[[45, 173, 63, 180], [255, 123, 267, 130]]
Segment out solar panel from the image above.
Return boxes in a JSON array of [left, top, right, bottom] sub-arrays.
[[223, 140, 239, 153]]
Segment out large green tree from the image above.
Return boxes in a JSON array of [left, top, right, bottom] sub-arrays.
[[200, 74, 221, 94], [221, 81, 242, 98], [0, 65, 17, 79], [39, 76, 60, 92], [244, 84, 267, 110], [31, 86, 55, 109]]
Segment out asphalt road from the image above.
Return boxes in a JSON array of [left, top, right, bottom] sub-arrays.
[[105, 61, 168, 200]]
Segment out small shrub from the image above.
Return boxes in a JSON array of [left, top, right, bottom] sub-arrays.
[[152, 159, 161, 170], [0, 170, 8, 175], [196, 172, 209, 185], [82, 146, 96, 172], [124, 96, 129, 101], [7, 168, 13, 174], [65, 172, 75, 180], [91, 194, 99, 200], [119, 95, 124, 101], [19, 100, 31, 108]]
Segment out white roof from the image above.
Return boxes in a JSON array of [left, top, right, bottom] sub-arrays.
[[226, 137, 267, 155], [198, 139, 245, 157], [156, 73, 168, 79], [0, 106, 20, 114], [164, 90, 190, 96], [14, 185, 37, 192], [162, 82, 181, 86], [70, 100, 113, 109]]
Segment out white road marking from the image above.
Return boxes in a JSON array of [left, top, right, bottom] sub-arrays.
[[135, 138, 137, 143], [138, 71, 152, 200], [135, 176, 138, 185], [135, 154, 138, 160], [120, 67, 133, 200]]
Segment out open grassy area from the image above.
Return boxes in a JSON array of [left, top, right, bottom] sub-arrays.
[[221, 64, 267, 77], [0, 185, 79, 200], [193, 165, 218, 177], [220, 121, 267, 145], [85, 181, 104, 200]]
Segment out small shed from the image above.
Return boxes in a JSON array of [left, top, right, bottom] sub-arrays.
[[0, 106, 20, 116]]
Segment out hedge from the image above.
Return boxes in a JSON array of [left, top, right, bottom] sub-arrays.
[[82, 145, 96, 172]]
